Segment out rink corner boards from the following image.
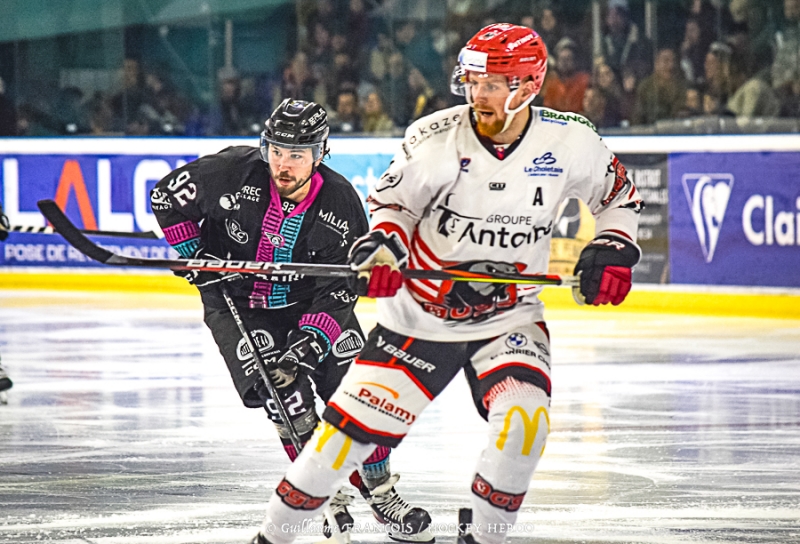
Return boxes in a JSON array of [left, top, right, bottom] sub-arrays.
[[0, 268, 799, 319]]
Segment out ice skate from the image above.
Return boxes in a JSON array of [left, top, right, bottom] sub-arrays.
[[322, 488, 354, 540], [360, 473, 434, 543], [456, 508, 479, 544]]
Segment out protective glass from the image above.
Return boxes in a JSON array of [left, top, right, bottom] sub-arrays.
[[267, 144, 314, 168], [465, 72, 512, 99]]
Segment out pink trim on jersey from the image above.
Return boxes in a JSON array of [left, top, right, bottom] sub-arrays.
[[162, 221, 200, 245], [249, 172, 325, 309], [250, 185, 283, 308], [283, 171, 324, 219], [299, 312, 341, 346]]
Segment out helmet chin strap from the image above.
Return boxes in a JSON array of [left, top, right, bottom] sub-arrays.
[[501, 88, 536, 133]]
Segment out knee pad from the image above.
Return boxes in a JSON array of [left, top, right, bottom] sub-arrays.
[[470, 378, 550, 544], [481, 377, 550, 488]]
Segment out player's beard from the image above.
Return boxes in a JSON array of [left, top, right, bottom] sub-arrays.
[[473, 107, 506, 139], [273, 170, 310, 198]]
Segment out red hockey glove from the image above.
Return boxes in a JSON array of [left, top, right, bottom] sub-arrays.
[[348, 230, 409, 298], [574, 234, 641, 306]]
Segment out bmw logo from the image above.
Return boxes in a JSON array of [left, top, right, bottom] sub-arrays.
[[505, 333, 527, 348]]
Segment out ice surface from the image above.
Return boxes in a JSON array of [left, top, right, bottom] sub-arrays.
[[1, 291, 799, 543]]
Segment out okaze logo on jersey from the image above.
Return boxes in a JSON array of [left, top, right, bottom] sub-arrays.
[[407, 113, 461, 149], [682, 173, 734, 263], [525, 152, 563, 177], [333, 329, 364, 358], [225, 218, 249, 244], [506, 333, 527, 348]]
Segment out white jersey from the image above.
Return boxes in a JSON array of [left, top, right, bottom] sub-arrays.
[[369, 104, 642, 342]]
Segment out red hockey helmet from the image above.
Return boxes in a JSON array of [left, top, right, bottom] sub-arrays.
[[454, 23, 548, 95]]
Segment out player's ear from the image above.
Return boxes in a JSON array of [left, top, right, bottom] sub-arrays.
[[519, 77, 536, 100]]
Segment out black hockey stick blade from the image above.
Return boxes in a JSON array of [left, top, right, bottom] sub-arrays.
[[37, 198, 578, 286], [10, 224, 159, 239]]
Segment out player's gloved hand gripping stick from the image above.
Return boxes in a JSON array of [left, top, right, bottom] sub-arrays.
[[573, 233, 641, 305], [347, 230, 409, 298]]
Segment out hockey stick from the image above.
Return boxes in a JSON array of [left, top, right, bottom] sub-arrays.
[[37, 199, 579, 288], [9, 224, 161, 239], [218, 284, 347, 544]]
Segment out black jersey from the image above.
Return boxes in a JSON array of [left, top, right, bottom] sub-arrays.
[[151, 146, 368, 350]]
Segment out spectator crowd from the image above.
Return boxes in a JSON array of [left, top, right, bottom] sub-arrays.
[[2, 0, 800, 137]]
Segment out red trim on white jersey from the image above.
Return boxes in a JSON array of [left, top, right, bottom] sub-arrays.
[[373, 221, 409, 248], [477, 362, 552, 392], [354, 359, 434, 400], [327, 402, 409, 439]]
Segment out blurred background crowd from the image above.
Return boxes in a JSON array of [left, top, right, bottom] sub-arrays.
[[1, 0, 799, 137]]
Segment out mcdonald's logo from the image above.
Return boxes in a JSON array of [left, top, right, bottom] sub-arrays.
[[315, 421, 353, 470], [496, 405, 550, 456]]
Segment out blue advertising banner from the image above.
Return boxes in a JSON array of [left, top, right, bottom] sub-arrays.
[[2, 232, 175, 268], [669, 152, 800, 287], [1, 153, 196, 234]]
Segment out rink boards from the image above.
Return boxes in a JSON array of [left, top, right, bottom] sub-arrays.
[[0, 135, 798, 315]]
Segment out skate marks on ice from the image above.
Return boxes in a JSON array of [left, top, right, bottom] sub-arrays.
[[0, 292, 799, 543]]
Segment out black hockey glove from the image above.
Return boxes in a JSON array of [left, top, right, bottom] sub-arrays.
[[173, 248, 241, 287], [0, 202, 9, 241], [268, 329, 327, 388], [574, 234, 641, 306], [347, 229, 409, 297]]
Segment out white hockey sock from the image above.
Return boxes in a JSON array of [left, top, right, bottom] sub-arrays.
[[260, 422, 378, 544], [470, 378, 550, 544]]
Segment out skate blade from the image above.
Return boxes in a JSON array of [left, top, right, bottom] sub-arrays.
[[387, 528, 435, 543]]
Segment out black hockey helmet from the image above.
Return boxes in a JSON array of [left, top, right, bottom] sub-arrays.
[[260, 99, 329, 163]]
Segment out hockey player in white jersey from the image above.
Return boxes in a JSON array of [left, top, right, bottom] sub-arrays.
[[248, 23, 643, 544]]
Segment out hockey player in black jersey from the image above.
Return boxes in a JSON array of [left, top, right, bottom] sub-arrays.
[[151, 99, 433, 543]]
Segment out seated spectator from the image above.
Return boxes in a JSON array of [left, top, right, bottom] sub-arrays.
[[633, 48, 686, 125], [208, 67, 260, 136], [361, 91, 395, 134], [395, 20, 442, 92], [773, 0, 800, 111], [407, 67, 435, 122], [329, 88, 361, 133], [678, 86, 703, 117], [680, 18, 712, 86], [593, 60, 628, 121], [536, 3, 566, 62], [111, 57, 146, 132], [278, 52, 320, 105], [382, 51, 412, 127], [600, 0, 653, 83], [540, 38, 590, 113], [139, 68, 188, 135], [703, 42, 733, 115], [582, 86, 621, 129], [727, 50, 780, 118]]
